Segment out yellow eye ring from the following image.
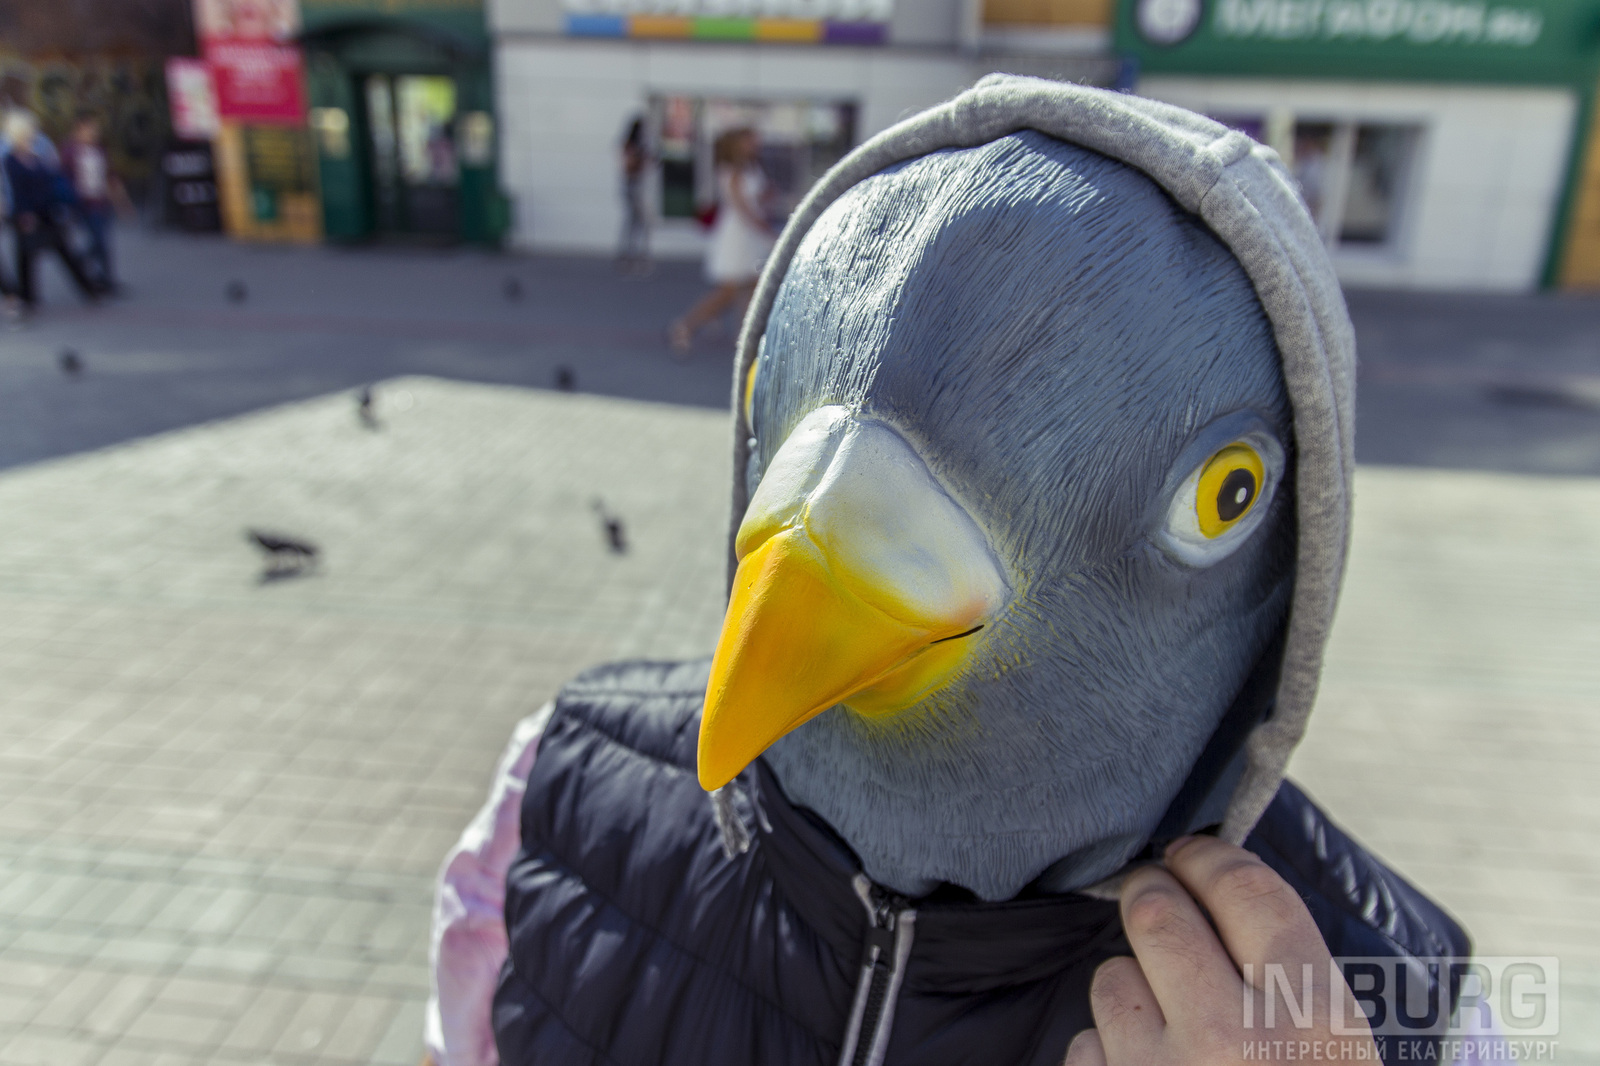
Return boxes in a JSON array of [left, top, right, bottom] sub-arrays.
[[1196, 444, 1265, 539]]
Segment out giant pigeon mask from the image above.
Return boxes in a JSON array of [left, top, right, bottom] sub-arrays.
[[700, 78, 1356, 903]]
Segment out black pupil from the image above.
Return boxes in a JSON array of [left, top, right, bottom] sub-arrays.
[[1216, 468, 1256, 523]]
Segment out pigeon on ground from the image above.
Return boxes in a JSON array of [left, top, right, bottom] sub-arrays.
[[554, 366, 575, 392], [246, 529, 319, 579], [504, 276, 523, 301], [357, 385, 379, 429], [58, 349, 82, 377], [226, 280, 248, 304], [590, 498, 627, 554]]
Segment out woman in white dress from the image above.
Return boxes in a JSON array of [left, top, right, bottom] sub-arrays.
[[669, 127, 774, 356]]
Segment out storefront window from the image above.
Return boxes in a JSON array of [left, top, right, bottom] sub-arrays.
[[1212, 111, 1418, 252], [1290, 122, 1338, 231], [650, 95, 857, 222], [1340, 125, 1414, 245]]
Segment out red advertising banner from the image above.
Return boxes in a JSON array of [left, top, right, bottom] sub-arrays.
[[204, 38, 306, 124]]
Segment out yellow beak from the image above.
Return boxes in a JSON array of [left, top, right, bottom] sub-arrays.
[[697, 407, 1009, 791]]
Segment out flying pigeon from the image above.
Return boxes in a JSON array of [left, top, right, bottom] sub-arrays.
[[441, 79, 1467, 1066]]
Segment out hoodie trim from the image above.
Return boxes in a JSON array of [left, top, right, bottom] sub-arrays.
[[727, 75, 1356, 847]]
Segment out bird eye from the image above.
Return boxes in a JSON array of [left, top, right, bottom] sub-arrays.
[[1157, 435, 1282, 567], [1196, 444, 1264, 538]]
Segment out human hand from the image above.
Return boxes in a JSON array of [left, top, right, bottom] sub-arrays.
[[1066, 836, 1378, 1066]]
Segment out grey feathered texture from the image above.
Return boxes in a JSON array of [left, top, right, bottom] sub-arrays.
[[730, 78, 1356, 891], [751, 132, 1294, 900]]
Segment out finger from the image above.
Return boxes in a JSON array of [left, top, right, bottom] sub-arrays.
[[1118, 864, 1242, 1021], [1088, 955, 1165, 1062], [1163, 836, 1330, 986], [1062, 1028, 1107, 1066]]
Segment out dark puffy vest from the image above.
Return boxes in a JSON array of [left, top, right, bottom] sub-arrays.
[[496, 659, 1470, 1066]]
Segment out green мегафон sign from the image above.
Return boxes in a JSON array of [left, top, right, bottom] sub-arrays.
[[1115, 0, 1600, 85]]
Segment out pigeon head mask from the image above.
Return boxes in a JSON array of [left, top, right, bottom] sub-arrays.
[[699, 79, 1356, 903]]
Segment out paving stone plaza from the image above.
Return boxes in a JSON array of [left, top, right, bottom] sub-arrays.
[[0, 234, 1596, 1064]]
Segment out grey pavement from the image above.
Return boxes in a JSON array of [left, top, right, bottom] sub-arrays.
[[0, 228, 733, 473], [4, 227, 1600, 477], [0, 378, 731, 1066], [0, 230, 1597, 1063]]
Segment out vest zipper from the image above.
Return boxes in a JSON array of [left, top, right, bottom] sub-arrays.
[[836, 875, 916, 1066]]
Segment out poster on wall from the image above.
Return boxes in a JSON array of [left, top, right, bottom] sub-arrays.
[[205, 41, 307, 123], [165, 57, 221, 140], [196, 0, 307, 124]]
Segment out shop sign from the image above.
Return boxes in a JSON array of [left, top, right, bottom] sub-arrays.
[[1116, 0, 1600, 85], [564, 0, 892, 45]]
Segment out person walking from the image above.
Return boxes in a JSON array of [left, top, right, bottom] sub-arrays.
[[2, 111, 101, 311], [669, 127, 773, 356], [0, 181, 17, 318], [60, 110, 129, 292], [617, 116, 651, 274], [0, 108, 61, 318]]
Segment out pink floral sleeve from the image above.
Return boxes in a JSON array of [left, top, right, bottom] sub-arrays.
[[424, 703, 553, 1066]]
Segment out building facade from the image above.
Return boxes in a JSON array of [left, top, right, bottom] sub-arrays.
[[487, 0, 1596, 292], [487, 0, 1114, 258], [1116, 0, 1600, 292]]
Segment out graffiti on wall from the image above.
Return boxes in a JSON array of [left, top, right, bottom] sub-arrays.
[[0, 51, 171, 199]]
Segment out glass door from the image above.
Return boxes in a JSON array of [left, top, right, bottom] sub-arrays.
[[363, 73, 458, 237], [365, 74, 401, 233]]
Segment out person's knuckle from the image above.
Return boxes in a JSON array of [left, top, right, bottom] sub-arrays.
[[1123, 885, 1185, 937], [1089, 957, 1146, 1024], [1209, 855, 1290, 908]]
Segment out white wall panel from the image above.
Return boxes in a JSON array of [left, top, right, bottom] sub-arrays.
[[489, 0, 562, 33]]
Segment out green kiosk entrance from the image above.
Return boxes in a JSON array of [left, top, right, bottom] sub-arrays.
[[299, 0, 507, 245]]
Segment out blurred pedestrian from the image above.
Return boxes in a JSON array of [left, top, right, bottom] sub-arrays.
[[0, 188, 16, 319], [669, 127, 774, 356], [2, 110, 101, 311], [618, 116, 652, 274], [0, 108, 61, 319], [60, 110, 130, 292]]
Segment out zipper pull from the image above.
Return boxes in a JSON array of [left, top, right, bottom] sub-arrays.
[[864, 886, 903, 967], [839, 877, 917, 1066]]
